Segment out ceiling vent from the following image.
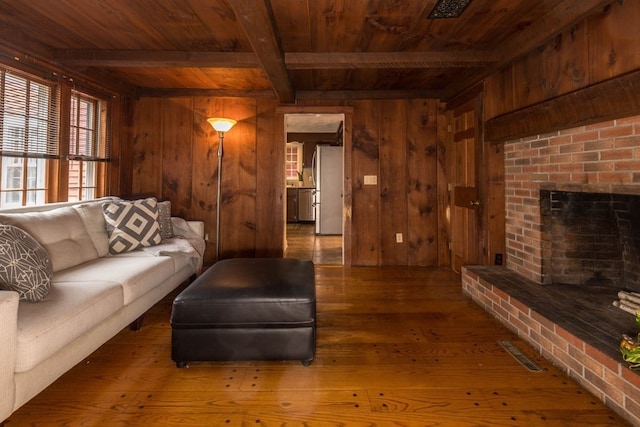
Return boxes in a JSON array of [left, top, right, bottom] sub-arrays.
[[428, 0, 472, 19]]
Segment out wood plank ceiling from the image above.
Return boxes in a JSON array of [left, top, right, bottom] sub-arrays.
[[0, 0, 614, 102]]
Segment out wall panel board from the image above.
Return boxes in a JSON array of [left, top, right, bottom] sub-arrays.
[[350, 100, 380, 266], [161, 98, 194, 217], [132, 97, 163, 197], [379, 99, 408, 265], [407, 99, 438, 266]]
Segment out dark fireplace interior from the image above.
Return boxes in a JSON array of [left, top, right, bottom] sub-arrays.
[[541, 190, 640, 292]]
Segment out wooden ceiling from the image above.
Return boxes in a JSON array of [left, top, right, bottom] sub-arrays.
[[0, 0, 614, 102]]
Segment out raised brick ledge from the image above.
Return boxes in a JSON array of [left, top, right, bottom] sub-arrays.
[[462, 266, 640, 426]]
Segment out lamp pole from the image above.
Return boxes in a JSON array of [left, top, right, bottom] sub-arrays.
[[215, 130, 224, 260], [206, 118, 237, 262]]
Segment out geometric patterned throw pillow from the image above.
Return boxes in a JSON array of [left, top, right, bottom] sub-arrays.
[[102, 197, 162, 254], [0, 225, 53, 302]]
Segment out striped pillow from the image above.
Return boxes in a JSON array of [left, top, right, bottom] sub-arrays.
[[102, 198, 162, 254]]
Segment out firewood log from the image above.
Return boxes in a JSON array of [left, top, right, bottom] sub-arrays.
[[618, 291, 640, 306], [613, 300, 640, 315]]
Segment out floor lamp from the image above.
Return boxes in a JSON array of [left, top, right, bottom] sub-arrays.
[[207, 117, 237, 260]]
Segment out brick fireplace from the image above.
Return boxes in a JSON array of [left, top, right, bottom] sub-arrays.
[[541, 189, 640, 291], [462, 114, 640, 425], [503, 115, 640, 284]]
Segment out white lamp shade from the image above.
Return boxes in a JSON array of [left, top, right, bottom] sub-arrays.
[[207, 117, 237, 132]]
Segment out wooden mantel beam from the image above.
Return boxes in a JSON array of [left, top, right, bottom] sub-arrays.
[[485, 69, 640, 142]]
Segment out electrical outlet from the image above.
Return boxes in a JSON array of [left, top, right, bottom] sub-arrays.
[[395, 233, 403, 243]]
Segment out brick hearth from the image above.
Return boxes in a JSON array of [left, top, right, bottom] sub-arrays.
[[464, 114, 640, 426], [462, 266, 640, 426]]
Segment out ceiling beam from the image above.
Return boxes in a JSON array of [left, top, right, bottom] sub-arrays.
[[53, 50, 260, 68], [53, 49, 498, 71], [285, 51, 499, 70], [295, 89, 448, 101], [226, 0, 294, 103], [136, 88, 277, 98]]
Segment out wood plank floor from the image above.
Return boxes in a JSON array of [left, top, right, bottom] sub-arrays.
[[285, 223, 342, 265], [7, 266, 630, 426]]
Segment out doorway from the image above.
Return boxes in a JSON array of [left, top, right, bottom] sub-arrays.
[[284, 113, 344, 265]]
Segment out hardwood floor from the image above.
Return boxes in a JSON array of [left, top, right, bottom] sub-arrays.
[[285, 223, 342, 265], [7, 266, 630, 426]]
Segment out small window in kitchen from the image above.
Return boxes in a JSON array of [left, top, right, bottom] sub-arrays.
[[285, 142, 302, 181]]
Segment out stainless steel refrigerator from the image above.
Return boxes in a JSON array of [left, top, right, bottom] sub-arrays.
[[312, 145, 343, 235]]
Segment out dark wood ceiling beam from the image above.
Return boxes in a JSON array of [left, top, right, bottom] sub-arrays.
[[295, 89, 448, 100], [53, 50, 260, 68], [136, 88, 277, 98], [53, 49, 498, 71], [285, 51, 498, 69], [226, 0, 294, 103]]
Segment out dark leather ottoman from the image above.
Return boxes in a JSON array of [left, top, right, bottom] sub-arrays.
[[170, 258, 316, 367]]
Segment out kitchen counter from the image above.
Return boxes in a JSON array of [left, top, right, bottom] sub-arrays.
[[286, 187, 315, 222]]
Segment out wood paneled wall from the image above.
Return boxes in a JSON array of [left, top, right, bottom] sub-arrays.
[[130, 97, 446, 267], [485, 0, 640, 124], [131, 97, 282, 266], [349, 99, 443, 266]]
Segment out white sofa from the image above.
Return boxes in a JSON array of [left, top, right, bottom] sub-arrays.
[[0, 197, 205, 423]]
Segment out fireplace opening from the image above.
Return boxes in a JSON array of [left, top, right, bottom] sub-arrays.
[[540, 190, 640, 291]]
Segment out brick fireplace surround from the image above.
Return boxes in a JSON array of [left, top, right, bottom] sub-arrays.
[[462, 114, 640, 426]]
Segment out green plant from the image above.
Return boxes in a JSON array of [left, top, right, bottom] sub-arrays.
[[620, 312, 640, 369]]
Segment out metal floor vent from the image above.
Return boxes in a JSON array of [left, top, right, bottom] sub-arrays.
[[499, 340, 543, 372]]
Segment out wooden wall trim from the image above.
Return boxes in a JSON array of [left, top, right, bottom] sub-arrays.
[[485, 69, 640, 142]]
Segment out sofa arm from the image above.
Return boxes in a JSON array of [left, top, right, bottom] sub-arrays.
[[0, 291, 19, 422], [186, 221, 205, 239], [171, 217, 204, 239]]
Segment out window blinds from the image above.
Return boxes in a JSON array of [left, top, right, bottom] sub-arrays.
[[68, 91, 110, 161], [0, 69, 60, 158]]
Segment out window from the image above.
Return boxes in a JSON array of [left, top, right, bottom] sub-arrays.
[[0, 70, 58, 207], [68, 91, 109, 202], [285, 142, 302, 181], [0, 66, 111, 208]]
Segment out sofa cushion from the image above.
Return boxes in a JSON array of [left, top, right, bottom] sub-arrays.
[[157, 200, 174, 240], [0, 225, 52, 302], [15, 280, 123, 373], [0, 207, 99, 272], [72, 202, 110, 257], [103, 198, 162, 254], [53, 254, 175, 305]]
